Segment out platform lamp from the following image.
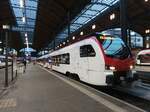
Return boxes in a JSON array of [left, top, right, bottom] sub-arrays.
[[0, 41, 2, 54], [2, 25, 10, 87], [145, 29, 150, 48]]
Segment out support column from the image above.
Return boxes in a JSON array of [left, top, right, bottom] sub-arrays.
[[67, 11, 71, 37], [11, 58, 14, 81], [120, 0, 128, 44], [128, 29, 131, 48], [53, 39, 56, 50], [0, 31, 4, 54], [5, 30, 9, 87], [143, 36, 146, 49]]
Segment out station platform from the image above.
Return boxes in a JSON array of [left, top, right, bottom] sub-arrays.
[[134, 66, 150, 83], [135, 66, 150, 72], [0, 64, 145, 112]]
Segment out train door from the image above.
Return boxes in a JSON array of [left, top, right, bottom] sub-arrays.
[[78, 45, 89, 82], [87, 43, 106, 84], [72, 47, 79, 74], [87, 45, 97, 71]]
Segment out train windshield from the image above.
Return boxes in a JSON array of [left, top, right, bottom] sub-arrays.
[[97, 35, 131, 59]]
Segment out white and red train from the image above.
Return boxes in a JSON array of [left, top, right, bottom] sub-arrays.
[[38, 33, 135, 86]]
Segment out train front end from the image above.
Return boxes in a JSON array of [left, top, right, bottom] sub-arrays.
[[96, 34, 135, 85]]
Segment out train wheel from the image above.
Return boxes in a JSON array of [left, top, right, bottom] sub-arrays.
[[113, 75, 121, 85], [66, 72, 80, 81], [66, 72, 70, 77], [69, 74, 74, 79], [73, 74, 80, 81]]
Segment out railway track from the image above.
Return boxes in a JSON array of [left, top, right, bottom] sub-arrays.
[[48, 69, 150, 111], [71, 75, 150, 111], [97, 86, 150, 112], [91, 83, 150, 112], [66, 73, 150, 111]]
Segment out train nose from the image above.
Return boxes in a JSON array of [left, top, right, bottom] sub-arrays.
[[105, 58, 135, 71], [114, 60, 134, 71]]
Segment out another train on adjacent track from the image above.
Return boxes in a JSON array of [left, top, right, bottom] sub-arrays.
[[136, 49, 150, 66]]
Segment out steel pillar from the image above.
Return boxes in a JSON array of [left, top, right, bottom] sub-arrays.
[[53, 39, 56, 50], [128, 29, 131, 48], [143, 36, 147, 48], [5, 31, 9, 87], [11, 57, 14, 81], [120, 0, 128, 44], [67, 11, 71, 37]]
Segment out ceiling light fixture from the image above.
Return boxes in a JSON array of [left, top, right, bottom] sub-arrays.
[[92, 24, 96, 30], [110, 13, 115, 20], [80, 31, 84, 36]]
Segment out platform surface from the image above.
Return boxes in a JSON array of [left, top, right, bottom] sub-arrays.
[[0, 65, 145, 112], [135, 66, 150, 72]]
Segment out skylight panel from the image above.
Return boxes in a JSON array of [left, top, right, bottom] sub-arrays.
[[26, 0, 37, 8], [74, 17, 90, 24], [102, 0, 114, 4], [26, 10, 36, 18], [27, 21, 35, 26], [10, 0, 38, 26], [13, 8, 23, 17], [17, 21, 23, 25], [70, 25, 79, 30], [10, 0, 38, 45], [84, 10, 98, 16], [71, 23, 82, 27], [54, 0, 119, 46], [90, 4, 106, 11]]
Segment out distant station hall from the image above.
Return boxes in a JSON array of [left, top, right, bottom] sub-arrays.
[[0, 0, 150, 112]]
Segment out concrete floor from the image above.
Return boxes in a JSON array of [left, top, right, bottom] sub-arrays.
[[0, 65, 145, 112], [0, 67, 14, 88]]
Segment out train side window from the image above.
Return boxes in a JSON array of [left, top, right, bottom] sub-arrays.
[[61, 53, 70, 64], [80, 45, 88, 57], [65, 53, 70, 64], [51, 56, 59, 66], [87, 45, 96, 57], [80, 45, 96, 57]]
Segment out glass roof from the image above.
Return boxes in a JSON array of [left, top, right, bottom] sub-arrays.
[[55, 0, 119, 40], [10, 0, 38, 43]]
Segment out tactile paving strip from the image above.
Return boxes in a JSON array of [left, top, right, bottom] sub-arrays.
[[0, 98, 16, 109]]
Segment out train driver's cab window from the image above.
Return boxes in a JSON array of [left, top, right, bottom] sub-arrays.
[[80, 45, 96, 57]]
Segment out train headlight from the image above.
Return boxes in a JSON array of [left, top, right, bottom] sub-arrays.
[[130, 65, 133, 69], [109, 66, 115, 70]]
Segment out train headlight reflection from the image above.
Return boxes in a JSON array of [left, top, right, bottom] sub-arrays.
[[130, 65, 133, 69], [109, 66, 115, 70]]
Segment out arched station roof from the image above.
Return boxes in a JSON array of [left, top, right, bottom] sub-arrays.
[[33, 0, 91, 49], [72, 0, 150, 38], [33, 0, 150, 50], [0, 0, 23, 50]]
